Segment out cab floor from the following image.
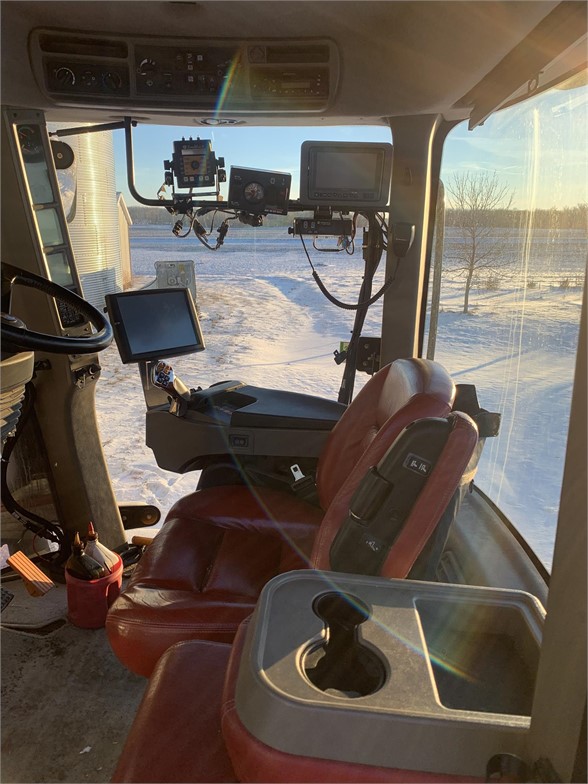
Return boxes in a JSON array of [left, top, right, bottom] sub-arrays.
[[1, 621, 145, 783]]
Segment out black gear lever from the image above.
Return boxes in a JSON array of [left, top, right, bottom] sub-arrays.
[[303, 591, 385, 698]]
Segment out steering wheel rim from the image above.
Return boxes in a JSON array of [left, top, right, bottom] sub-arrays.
[[1, 263, 113, 354]]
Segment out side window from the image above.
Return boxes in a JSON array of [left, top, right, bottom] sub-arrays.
[[425, 74, 587, 570]]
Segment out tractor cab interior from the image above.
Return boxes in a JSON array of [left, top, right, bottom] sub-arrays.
[[1, 2, 586, 783]]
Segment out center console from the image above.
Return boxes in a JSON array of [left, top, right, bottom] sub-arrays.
[[234, 570, 545, 778], [146, 380, 345, 472], [105, 287, 346, 474]]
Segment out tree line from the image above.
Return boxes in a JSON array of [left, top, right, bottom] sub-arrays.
[[128, 203, 588, 230], [432, 172, 587, 317], [445, 203, 588, 231]]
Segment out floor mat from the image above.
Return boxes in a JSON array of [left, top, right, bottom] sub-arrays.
[[0, 577, 67, 629]]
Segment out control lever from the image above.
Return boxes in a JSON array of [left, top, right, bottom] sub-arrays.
[[151, 361, 191, 417]]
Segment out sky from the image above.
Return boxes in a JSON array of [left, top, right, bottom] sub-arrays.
[[114, 81, 587, 212]]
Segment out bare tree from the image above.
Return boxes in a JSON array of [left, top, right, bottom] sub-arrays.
[[445, 172, 514, 313]]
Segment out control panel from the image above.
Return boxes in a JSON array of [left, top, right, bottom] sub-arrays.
[[171, 139, 222, 189], [30, 31, 339, 112], [228, 167, 291, 215], [146, 382, 346, 471], [134, 45, 239, 98], [45, 60, 130, 97]]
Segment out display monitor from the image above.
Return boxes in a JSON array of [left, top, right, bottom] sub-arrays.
[[299, 140, 392, 208], [105, 288, 205, 364]]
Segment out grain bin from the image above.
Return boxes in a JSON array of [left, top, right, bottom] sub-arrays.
[[51, 124, 124, 310]]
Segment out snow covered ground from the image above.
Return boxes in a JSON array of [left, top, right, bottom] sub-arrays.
[[95, 225, 585, 569]]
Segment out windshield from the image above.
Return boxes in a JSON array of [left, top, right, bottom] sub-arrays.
[[82, 89, 587, 574], [96, 124, 393, 509]]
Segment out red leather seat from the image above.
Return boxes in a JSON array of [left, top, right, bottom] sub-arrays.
[[111, 639, 238, 783], [107, 359, 458, 676]]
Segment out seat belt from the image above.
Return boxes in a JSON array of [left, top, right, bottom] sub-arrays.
[[290, 464, 320, 505]]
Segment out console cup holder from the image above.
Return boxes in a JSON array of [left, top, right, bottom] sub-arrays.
[[302, 592, 386, 698]]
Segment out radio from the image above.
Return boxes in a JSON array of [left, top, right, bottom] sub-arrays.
[[289, 218, 353, 237], [228, 167, 291, 215], [250, 67, 329, 99]]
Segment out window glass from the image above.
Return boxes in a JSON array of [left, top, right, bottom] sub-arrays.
[[97, 124, 393, 517], [424, 74, 587, 570], [35, 207, 64, 247], [45, 251, 75, 288]]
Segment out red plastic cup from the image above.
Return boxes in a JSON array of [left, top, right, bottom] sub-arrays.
[[65, 555, 123, 629]]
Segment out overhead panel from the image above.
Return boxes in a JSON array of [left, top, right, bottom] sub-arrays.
[[29, 30, 339, 113]]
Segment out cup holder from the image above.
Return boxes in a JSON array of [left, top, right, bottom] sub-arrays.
[[302, 591, 386, 698]]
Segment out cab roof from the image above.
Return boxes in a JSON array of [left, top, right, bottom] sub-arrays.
[[1, 1, 586, 127]]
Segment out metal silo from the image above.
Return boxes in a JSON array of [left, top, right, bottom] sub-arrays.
[[51, 124, 123, 310]]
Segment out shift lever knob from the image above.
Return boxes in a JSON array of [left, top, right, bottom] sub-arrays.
[[313, 592, 370, 652], [152, 361, 191, 400], [151, 361, 192, 417]]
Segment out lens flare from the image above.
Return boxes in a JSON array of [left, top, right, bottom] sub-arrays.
[[214, 54, 242, 118]]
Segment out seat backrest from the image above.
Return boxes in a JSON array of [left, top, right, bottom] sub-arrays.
[[325, 410, 479, 578], [312, 358, 456, 569], [378, 410, 478, 579]]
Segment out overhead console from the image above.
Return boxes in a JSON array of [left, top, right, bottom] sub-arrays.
[[29, 30, 339, 112]]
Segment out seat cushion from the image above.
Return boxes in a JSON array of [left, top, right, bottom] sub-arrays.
[[107, 485, 323, 676], [111, 639, 237, 783]]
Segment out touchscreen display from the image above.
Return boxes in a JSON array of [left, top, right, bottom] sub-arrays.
[[314, 150, 382, 191], [106, 288, 204, 363], [300, 140, 392, 207]]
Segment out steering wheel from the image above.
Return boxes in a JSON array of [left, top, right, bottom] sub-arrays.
[[1, 263, 113, 354]]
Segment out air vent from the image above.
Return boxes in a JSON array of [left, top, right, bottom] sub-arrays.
[[38, 34, 128, 59], [265, 45, 330, 64]]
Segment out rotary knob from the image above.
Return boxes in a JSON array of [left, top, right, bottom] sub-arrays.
[[54, 66, 75, 87], [138, 58, 157, 78], [102, 71, 122, 90]]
